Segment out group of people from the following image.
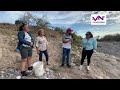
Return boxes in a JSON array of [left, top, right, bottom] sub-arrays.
[[16, 23, 97, 76]]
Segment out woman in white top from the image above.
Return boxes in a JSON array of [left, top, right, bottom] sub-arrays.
[[35, 29, 49, 65]]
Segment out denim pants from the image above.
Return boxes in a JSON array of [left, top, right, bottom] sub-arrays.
[[62, 48, 71, 65], [39, 50, 49, 62]]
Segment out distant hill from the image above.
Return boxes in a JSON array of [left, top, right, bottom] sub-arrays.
[[98, 33, 120, 41]]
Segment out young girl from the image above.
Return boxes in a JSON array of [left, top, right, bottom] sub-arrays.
[[35, 29, 49, 65]]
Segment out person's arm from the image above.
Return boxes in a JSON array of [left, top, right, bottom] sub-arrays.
[[62, 35, 67, 43], [93, 38, 97, 53], [45, 37, 48, 50], [18, 31, 30, 45], [69, 35, 73, 43], [93, 38, 97, 50], [62, 35, 71, 43], [81, 39, 84, 48], [36, 47, 39, 54], [30, 33, 34, 47], [35, 37, 40, 54]]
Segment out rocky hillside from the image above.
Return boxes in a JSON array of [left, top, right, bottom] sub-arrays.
[[97, 42, 120, 58], [0, 23, 120, 79]]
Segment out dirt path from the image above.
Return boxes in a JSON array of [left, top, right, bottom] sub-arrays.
[[52, 52, 120, 79]]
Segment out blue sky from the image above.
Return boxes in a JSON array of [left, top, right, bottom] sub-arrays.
[[0, 11, 120, 38]]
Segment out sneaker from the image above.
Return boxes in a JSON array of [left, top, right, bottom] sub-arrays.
[[21, 71, 28, 76], [79, 65, 83, 70], [28, 66, 33, 70], [60, 64, 64, 67], [27, 70, 33, 75], [46, 62, 50, 66], [87, 66, 90, 71], [67, 64, 71, 68], [27, 66, 33, 75]]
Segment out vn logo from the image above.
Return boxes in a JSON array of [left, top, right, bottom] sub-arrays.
[[91, 14, 106, 25], [92, 16, 105, 21]]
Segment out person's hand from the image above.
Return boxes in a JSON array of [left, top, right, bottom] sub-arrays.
[[30, 42, 33, 47], [70, 38, 73, 41], [46, 45, 48, 50], [37, 49, 40, 54], [93, 50, 97, 53], [67, 39, 72, 42]]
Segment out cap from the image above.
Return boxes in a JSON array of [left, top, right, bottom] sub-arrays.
[[66, 28, 73, 32]]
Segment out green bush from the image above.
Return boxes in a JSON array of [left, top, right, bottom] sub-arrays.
[[98, 33, 120, 41], [36, 18, 50, 27], [54, 27, 65, 34], [72, 32, 82, 47]]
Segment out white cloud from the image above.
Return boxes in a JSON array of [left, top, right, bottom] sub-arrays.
[[49, 11, 84, 24], [0, 11, 24, 23], [1, 11, 120, 25], [77, 11, 120, 25]]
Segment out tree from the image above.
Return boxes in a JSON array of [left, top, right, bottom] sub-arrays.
[[16, 11, 51, 27], [36, 18, 50, 27], [99, 34, 120, 41], [19, 11, 33, 25], [54, 27, 65, 34], [72, 32, 82, 46]]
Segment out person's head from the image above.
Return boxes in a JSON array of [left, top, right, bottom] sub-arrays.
[[38, 29, 45, 36], [85, 31, 93, 39], [19, 23, 29, 32], [66, 28, 73, 35]]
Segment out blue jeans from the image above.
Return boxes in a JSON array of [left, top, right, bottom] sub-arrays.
[[39, 50, 49, 62], [62, 48, 71, 65]]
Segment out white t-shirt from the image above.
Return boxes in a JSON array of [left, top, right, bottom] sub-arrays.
[[22, 32, 31, 47], [62, 34, 72, 49], [35, 36, 48, 51]]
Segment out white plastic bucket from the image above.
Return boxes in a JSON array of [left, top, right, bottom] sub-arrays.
[[33, 61, 45, 77]]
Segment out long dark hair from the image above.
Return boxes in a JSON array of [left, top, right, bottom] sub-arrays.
[[19, 23, 27, 31], [86, 31, 93, 38]]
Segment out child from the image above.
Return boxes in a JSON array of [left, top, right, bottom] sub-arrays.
[[35, 29, 49, 65]]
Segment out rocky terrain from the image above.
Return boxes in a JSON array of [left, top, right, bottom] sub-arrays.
[[97, 42, 120, 58], [0, 23, 120, 79]]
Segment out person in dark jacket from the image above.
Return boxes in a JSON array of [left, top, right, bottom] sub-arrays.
[[17, 23, 34, 76]]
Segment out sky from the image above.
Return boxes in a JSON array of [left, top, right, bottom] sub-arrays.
[[0, 11, 120, 38]]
